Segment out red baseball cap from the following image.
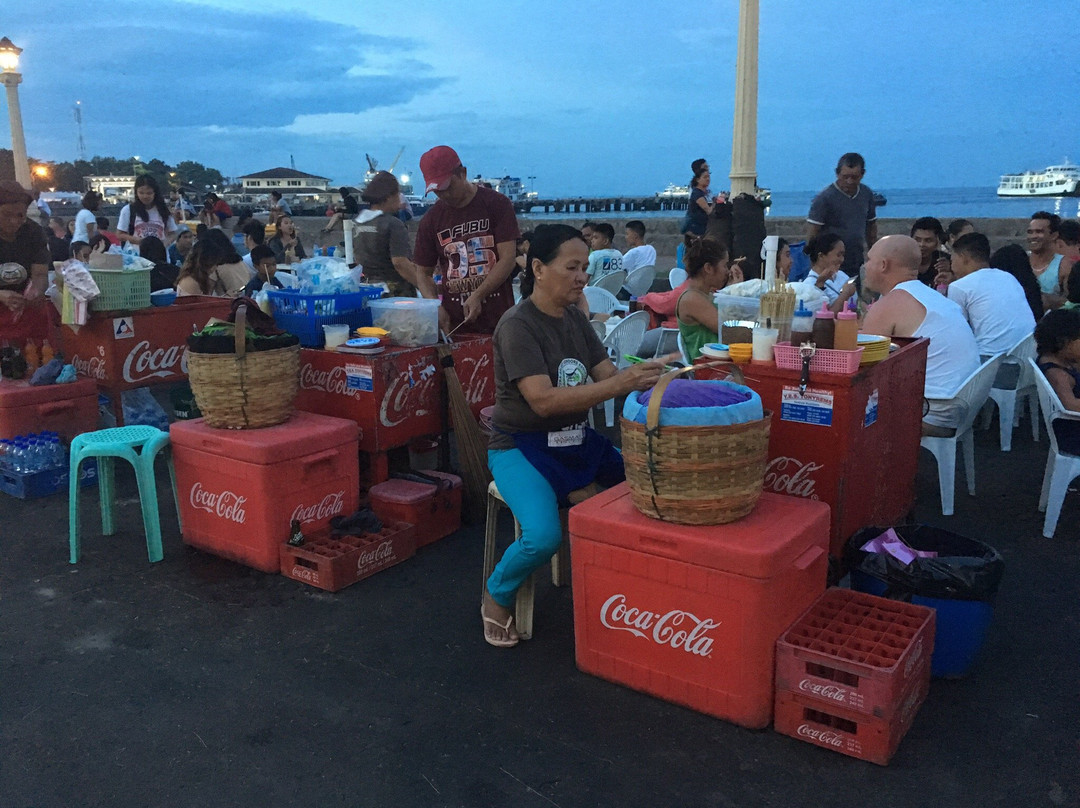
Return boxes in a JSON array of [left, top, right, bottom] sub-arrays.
[[420, 145, 462, 194]]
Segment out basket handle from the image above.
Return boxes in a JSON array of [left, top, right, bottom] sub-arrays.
[[644, 361, 744, 432], [234, 304, 247, 358]]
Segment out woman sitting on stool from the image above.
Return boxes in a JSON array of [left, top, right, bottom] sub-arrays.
[[483, 224, 672, 648]]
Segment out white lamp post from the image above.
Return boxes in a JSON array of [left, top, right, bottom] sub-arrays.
[[0, 37, 31, 190], [728, 0, 759, 197]]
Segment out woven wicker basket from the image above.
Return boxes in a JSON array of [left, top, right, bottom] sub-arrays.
[[621, 363, 771, 525], [187, 305, 300, 429]]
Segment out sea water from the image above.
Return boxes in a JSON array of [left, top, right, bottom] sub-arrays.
[[520, 187, 1080, 221]]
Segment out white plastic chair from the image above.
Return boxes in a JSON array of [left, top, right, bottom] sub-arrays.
[[676, 330, 690, 365], [668, 267, 688, 289], [654, 327, 681, 360], [919, 354, 1004, 516], [601, 310, 650, 427], [1030, 358, 1080, 538], [589, 319, 607, 340], [623, 265, 657, 298], [983, 333, 1039, 451], [583, 285, 620, 316], [590, 270, 627, 296]]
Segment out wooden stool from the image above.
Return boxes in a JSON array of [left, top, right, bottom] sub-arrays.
[[482, 480, 572, 640]]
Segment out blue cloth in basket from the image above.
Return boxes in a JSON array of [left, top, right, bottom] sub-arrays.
[[623, 379, 763, 426]]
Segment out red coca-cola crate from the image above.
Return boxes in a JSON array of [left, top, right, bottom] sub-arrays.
[[0, 379, 99, 442], [280, 521, 416, 592], [775, 588, 935, 718], [369, 471, 461, 547], [773, 671, 929, 766], [170, 411, 360, 572], [569, 482, 830, 730]]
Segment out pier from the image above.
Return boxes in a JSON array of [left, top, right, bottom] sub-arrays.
[[513, 196, 689, 214]]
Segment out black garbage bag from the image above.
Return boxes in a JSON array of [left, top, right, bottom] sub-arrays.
[[845, 524, 1005, 602]]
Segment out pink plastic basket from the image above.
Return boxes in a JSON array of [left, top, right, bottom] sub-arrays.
[[773, 342, 864, 375]]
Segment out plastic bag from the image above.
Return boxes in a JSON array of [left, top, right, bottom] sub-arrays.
[[120, 387, 170, 432], [845, 525, 1005, 602]]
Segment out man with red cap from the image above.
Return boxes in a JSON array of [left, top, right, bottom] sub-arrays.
[[414, 145, 520, 333], [0, 181, 52, 344]]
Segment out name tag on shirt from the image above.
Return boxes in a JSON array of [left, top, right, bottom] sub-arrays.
[[548, 428, 584, 448]]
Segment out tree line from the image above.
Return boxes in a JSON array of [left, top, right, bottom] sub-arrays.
[[0, 149, 227, 196]]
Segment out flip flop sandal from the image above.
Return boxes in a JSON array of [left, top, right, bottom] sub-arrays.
[[481, 607, 519, 648]]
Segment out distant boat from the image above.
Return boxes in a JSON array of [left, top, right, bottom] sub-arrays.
[[361, 150, 432, 216], [998, 163, 1080, 197], [655, 183, 773, 208], [473, 174, 538, 204]]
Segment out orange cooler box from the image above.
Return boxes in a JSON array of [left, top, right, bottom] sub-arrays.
[[0, 379, 99, 442], [369, 471, 462, 547], [170, 412, 360, 572], [569, 483, 830, 729]]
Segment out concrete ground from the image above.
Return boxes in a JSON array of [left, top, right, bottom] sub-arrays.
[[2, 407, 1078, 807]]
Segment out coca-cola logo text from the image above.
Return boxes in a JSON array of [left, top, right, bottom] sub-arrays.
[[380, 352, 491, 428], [70, 353, 106, 381], [122, 340, 187, 383], [599, 594, 720, 657], [190, 482, 247, 524], [797, 724, 844, 747], [299, 363, 360, 399], [357, 539, 395, 572], [764, 456, 823, 499], [904, 639, 924, 679], [291, 491, 345, 525], [798, 680, 849, 703]]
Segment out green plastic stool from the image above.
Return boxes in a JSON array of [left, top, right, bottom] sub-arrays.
[[68, 425, 181, 564]]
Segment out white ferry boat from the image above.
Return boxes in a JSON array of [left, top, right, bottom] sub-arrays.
[[473, 174, 538, 204], [998, 163, 1080, 197]]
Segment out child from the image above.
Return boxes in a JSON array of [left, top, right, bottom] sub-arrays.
[[69, 241, 92, 263], [243, 245, 282, 296], [1035, 307, 1080, 454], [586, 222, 623, 282]]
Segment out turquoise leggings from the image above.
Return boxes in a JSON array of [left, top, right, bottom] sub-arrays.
[[486, 448, 564, 608]]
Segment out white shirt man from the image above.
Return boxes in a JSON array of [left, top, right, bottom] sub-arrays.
[[944, 232, 1035, 357], [621, 220, 656, 274], [861, 235, 980, 436]]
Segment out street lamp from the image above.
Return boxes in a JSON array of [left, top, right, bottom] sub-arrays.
[[0, 36, 31, 189]]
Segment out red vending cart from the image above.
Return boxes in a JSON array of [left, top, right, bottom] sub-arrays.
[[294, 336, 494, 484], [60, 296, 232, 425], [697, 338, 928, 557]]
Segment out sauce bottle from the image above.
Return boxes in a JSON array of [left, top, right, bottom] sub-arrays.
[[811, 302, 835, 349], [834, 306, 858, 351], [23, 340, 39, 374], [791, 300, 814, 346]]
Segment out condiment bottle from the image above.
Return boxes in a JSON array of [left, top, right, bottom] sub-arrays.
[[834, 306, 858, 351], [23, 340, 39, 374], [791, 300, 814, 346], [40, 339, 54, 365], [811, 302, 835, 350]]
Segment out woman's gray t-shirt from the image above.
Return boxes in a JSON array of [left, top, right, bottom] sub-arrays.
[[489, 299, 609, 450]]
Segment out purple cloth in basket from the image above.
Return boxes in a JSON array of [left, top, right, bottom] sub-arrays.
[[638, 378, 751, 408]]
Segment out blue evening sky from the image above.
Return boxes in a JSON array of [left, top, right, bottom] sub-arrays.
[[3, 0, 1076, 196]]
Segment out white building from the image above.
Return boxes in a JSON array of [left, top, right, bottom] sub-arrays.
[[84, 175, 135, 202], [237, 167, 331, 195]]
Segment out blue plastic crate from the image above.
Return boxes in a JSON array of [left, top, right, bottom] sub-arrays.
[[267, 286, 384, 347], [0, 459, 98, 500]]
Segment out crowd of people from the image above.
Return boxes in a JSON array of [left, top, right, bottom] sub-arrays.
[[5, 146, 1080, 649]]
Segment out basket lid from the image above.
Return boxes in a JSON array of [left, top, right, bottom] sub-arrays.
[[568, 482, 830, 579], [168, 410, 358, 464]]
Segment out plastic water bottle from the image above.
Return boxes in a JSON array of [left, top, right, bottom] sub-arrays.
[[49, 433, 65, 469], [10, 439, 27, 472], [0, 439, 11, 472], [24, 436, 42, 472], [313, 244, 322, 257]]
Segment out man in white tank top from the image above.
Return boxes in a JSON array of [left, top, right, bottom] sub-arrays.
[[862, 235, 980, 436]]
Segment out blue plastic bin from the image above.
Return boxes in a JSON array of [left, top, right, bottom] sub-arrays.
[[267, 286, 384, 347], [846, 525, 1004, 679]]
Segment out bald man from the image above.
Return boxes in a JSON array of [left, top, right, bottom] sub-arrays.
[[861, 235, 980, 436]]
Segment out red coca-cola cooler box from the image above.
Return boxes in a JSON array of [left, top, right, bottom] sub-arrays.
[[170, 411, 360, 572], [0, 378, 99, 442], [569, 483, 830, 729]]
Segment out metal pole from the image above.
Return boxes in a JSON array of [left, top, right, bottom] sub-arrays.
[[2, 71, 31, 189], [729, 0, 759, 197], [343, 218, 355, 265]]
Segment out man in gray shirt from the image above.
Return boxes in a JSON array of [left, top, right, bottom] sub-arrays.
[[807, 152, 878, 280]]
